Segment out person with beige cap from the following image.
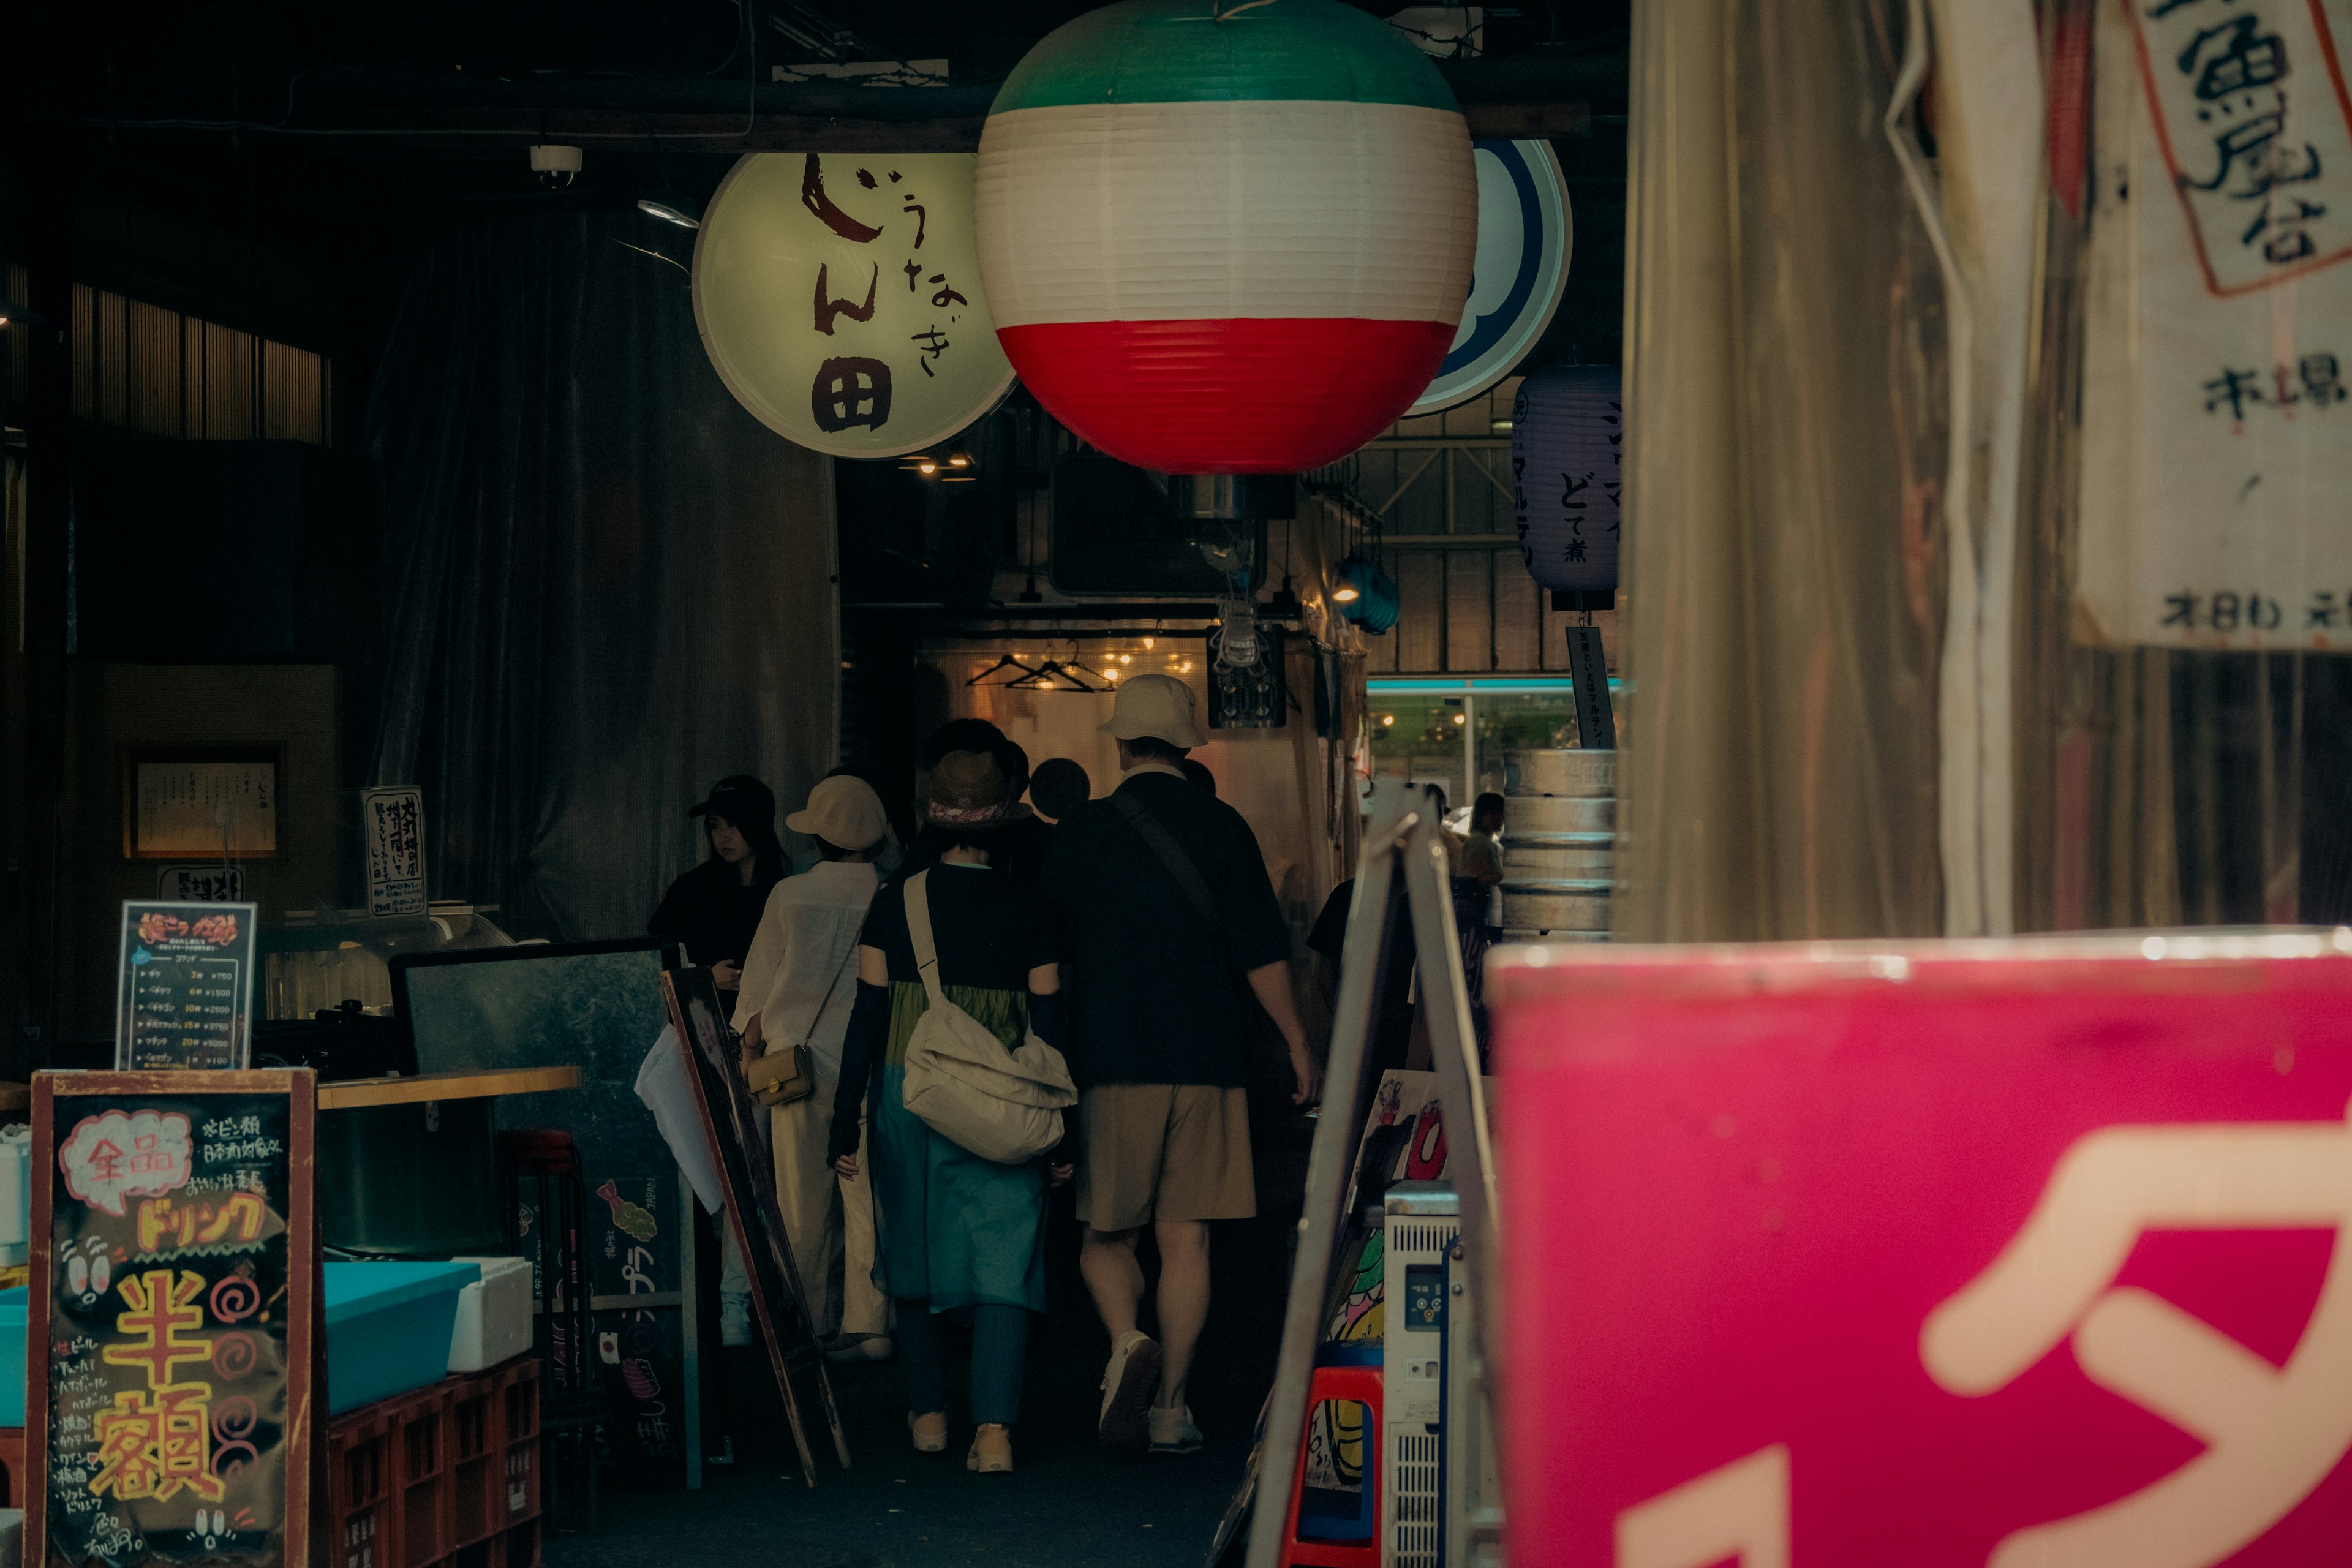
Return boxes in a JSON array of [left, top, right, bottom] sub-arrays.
[[1041, 673, 1321, 1458], [734, 772, 895, 1359]]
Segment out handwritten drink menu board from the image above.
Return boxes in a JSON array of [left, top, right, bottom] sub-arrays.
[[115, 902, 258, 1072], [28, 1071, 318, 1568]]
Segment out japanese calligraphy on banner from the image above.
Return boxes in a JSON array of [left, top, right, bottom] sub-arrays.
[[361, 786, 427, 919], [29, 1070, 317, 1568], [1487, 933, 2352, 1568], [692, 152, 1017, 459], [115, 902, 258, 1072], [2077, 0, 2352, 649]]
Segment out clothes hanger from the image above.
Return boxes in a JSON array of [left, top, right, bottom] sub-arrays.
[[1009, 659, 1105, 693], [967, 653, 1041, 687]]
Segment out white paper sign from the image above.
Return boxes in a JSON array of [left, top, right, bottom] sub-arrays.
[[156, 865, 244, 902], [361, 786, 428, 918], [2076, 0, 2352, 650]]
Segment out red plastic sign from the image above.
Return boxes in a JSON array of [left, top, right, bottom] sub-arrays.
[[1488, 934, 2352, 1568]]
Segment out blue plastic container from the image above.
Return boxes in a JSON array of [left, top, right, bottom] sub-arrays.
[[323, 1261, 480, 1415], [0, 1286, 24, 1426]]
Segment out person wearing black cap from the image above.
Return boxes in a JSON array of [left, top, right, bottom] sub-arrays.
[[648, 775, 789, 997]]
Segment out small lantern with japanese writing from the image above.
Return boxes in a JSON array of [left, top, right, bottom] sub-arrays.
[[1512, 366, 1623, 599]]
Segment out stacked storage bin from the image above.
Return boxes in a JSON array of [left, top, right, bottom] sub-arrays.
[[1498, 748, 1615, 942], [328, 1359, 541, 1568]]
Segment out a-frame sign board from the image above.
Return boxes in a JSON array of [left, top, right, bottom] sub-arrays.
[[660, 967, 851, 1484], [1242, 780, 1507, 1568]]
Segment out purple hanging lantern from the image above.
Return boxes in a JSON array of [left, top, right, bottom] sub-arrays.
[[1512, 366, 1623, 601]]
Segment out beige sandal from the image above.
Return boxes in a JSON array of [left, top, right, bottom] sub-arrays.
[[967, 1423, 1013, 1473], [908, 1411, 949, 1453]]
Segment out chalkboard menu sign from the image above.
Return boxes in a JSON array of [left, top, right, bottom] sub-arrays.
[[29, 1071, 318, 1568], [113, 902, 260, 1071]]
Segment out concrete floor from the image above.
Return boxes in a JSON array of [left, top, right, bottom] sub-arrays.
[[543, 1193, 1298, 1568], [543, 1339, 1253, 1568]]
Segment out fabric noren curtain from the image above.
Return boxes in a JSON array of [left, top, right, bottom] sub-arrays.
[[363, 213, 837, 943], [1617, 0, 1948, 941]]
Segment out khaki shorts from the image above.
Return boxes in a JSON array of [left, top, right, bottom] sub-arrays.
[[1075, 1084, 1256, 1231]]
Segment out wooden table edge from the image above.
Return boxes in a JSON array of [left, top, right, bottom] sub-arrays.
[[317, 1065, 581, 1110]]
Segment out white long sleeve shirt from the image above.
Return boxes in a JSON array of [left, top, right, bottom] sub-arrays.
[[730, 861, 881, 1083]]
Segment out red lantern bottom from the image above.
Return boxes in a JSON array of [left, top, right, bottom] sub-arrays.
[[998, 316, 1455, 475]]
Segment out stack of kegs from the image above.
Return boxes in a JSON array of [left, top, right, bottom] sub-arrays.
[[1498, 748, 1614, 941]]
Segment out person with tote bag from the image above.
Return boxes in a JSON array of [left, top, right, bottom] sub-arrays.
[[828, 750, 1071, 1475], [733, 774, 894, 1359]]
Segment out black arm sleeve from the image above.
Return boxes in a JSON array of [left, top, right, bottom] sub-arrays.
[[1028, 989, 1067, 1053], [828, 980, 894, 1165]]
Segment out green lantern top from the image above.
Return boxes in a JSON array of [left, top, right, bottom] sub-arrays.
[[987, 0, 1461, 116]]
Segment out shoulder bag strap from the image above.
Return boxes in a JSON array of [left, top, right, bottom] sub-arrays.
[[789, 938, 856, 1050], [903, 869, 949, 1008], [1114, 792, 1222, 938]]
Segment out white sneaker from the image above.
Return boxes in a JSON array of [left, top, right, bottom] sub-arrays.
[[1097, 1330, 1161, 1457], [1148, 1402, 1204, 1454], [720, 1294, 752, 1348]]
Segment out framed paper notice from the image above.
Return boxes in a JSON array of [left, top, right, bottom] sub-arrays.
[[127, 748, 280, 861]]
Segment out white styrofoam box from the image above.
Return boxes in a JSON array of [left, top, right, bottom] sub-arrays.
[[447, 1256, 533, 1373], [0, 1127, 29, 1267]]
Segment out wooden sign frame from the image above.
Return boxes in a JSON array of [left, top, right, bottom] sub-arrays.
[[657, 968, 850, 1484], [29, 1069, 319, 1568]]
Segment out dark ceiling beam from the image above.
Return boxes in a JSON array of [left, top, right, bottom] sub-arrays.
[[49, 55, 1619, 153]]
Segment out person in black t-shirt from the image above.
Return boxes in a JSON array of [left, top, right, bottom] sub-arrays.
[[1306, 876, 1417, 1079], [647, 775, 788, 1000], [1040, 674, 1319, 1460]]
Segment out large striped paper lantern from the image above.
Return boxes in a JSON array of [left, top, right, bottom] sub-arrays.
[[974, 0, 1478, 475], [1513, 366, 1623, 595]]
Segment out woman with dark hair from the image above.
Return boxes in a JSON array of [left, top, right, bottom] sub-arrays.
[[648, 774, 789, 1000], [830, 750, 1069, 1475]]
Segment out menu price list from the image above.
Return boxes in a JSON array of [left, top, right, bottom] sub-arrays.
[[114, 903, 257, 1072]]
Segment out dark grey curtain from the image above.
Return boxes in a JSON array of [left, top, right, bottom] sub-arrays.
[[363, 213, 837, 943]]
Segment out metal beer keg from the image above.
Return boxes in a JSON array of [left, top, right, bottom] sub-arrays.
[[1497, 748, 1616, 941]]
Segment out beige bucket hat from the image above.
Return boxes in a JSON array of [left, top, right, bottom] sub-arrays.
[[1098, 671, 1205, 750]]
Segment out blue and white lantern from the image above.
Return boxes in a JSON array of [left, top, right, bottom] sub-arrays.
[[1512, 366, 1622, 596]]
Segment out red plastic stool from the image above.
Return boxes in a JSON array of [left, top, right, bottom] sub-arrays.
[[1278, 1364, 1384, 1568]]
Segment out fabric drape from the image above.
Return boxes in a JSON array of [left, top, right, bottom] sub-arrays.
[[361, 213, 837, 942], [1616, 0, 1948, 940]]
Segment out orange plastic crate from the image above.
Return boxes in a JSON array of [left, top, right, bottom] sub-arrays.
[[326, 1403, 396, 1568], [497, 1359, 541, 1529]]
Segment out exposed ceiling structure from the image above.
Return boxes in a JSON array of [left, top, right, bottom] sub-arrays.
[[3, 0, 1630, 386]]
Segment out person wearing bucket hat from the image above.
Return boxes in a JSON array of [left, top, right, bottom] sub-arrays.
[[828, 749, 1071, 1474], [733, 774, 895, 1358], [649, 774, 789, 996], [1040, 674, 1319, 1458]]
